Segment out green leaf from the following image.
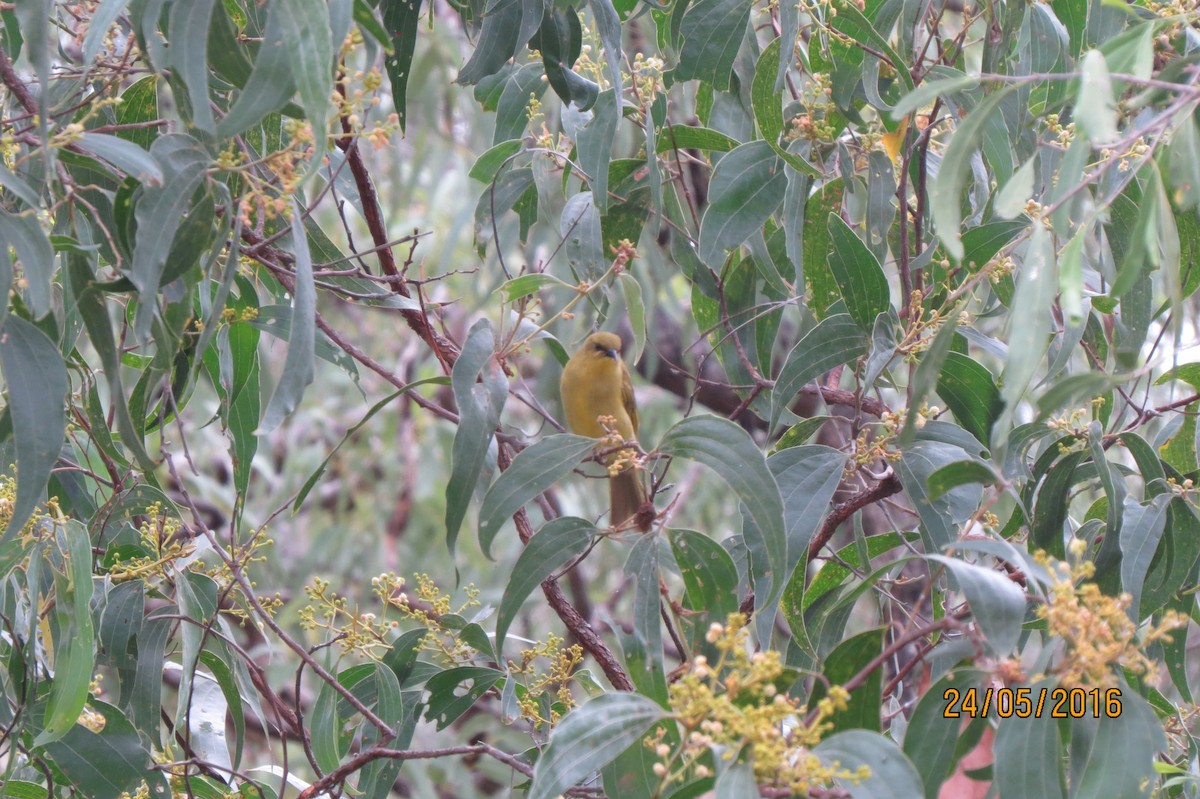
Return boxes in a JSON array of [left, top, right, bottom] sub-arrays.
[[588, 0, 624, 97], [897, 441, 981, 552], [655, 125, 738, 154], [659, 416, 786, 639], [714, 763, 757, 798], [446, 319, 508, 553], [1119, 493, 1170, 620], [814, 730, 924, 798], [1031, 449, 1086, 559], [0, 207, 54, 319], [0, 316, 68, 543], [936, 352, 1003, 446], [168, 0, 217, 132], [35, 520, 96, 746], [931, 87, 1015, 260], [536, 6, 598, 110], [39, 701, 155, 799], [905, 670, 985, 798], [993, 693, 1064, 799], [456, 0, 538, 86], [578, 89, 618, 213], [470, 140, 523, 184], [496, 517, 594, 656], [669, 528, 739, 618], [926, 460, 999, 500], [78, 133, 163, 185], [382, 0, 424, 131], [801, 181, 845, 317], [891, 72, 979, 119], [1070, 687, 1164, 799], [769, 445, 845, 570], [424, 667, 504, 729], [770, 314, 867, 431], [128, 135, 207, 338], [478, 435, 598, 557], [217, 7, 295, 137], [826, 214, 891, 329], [928, 554, 1025, 656], [813, 628, 884, 732], [674, 0, 750, 91], [1167, 114, 1200, 211], [530, 693, 666, 799], [770, 416, 833, 453], [259, 206, 316, 432], [280, 0, 334, 147], [1000, 223, 1056, 420], [994, 156, 1036, 219], [697, 141, 786, 268], [752, 38, 820, 176], [1075, 50, 1119, 145], [624, 533, 667, 702]]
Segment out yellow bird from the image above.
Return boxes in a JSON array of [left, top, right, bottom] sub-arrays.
[[559, 331, 649, 530]]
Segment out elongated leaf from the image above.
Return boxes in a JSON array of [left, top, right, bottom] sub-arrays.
[[655, 125, 738, 154], [281, 0, 333, 146], [771, 314, 867, 430], [0, 207, 54, 319], [446, 320, 508, 553], [496, 517, 594, 656], [78, 133, 163, 185], [260, 206, 316, 432], [0, 316, 68, 543], [674, 0, 750, 91], [1070, 688, 1163, 799], [905, 670, 985, 798], [577, 89, 618, 213], [35, 520, 96, 745], [1075, 50, 1119, 145], [769, 445, 844, 570], [129, 135, 207, 338], [168, 0, 217, 132], [928, 554, 1025, 656], [936, 352, 1003, 446], [994, 694, 1064, 799], [659, 415, 785, 639], [1119, 493, 1170, 620], [218, 7, 295, 137], [1000, 223, 1056, 421], [382, 0, 424, 131], [827, 213, 890, 329], [530, 693, 666, 799], [932, 87, 1015, 259], [697, 141, 785, 268], [752, 38, 819, 176], [478, 435, 597, 557], [814, 730, 924, 798]]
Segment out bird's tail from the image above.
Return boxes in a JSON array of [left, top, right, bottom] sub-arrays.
[[610, 469, 650, 532]]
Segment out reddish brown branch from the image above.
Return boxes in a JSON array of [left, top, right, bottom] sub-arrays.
[[806, 472, 903, 562]]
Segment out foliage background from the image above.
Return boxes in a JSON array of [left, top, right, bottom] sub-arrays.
[[0, 0, 1199, 797]]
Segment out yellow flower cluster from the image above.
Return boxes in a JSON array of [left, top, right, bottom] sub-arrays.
[[656, 614, 869, 795], [0, 472, 64, 548], [299, 571, 480, 663], [509, 633, 584, 728], [1035, 551, 1186, 689]]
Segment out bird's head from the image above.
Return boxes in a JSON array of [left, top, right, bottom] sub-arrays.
[[583, 331, 623, 364]]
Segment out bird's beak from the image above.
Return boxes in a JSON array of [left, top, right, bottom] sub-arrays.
[[604, 348, 618, 360]]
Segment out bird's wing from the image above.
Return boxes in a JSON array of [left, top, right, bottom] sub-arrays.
[[621, 362, 639, 434]]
